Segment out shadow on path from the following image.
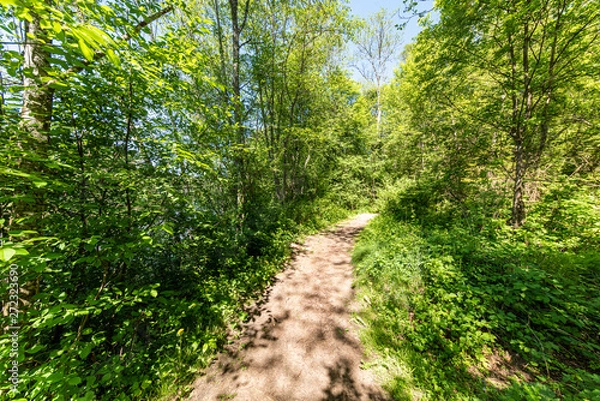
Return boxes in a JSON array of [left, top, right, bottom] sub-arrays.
[[187, 214, 390, 401]]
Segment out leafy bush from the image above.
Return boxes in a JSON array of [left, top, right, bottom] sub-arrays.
[[353, 184, 600, 400]]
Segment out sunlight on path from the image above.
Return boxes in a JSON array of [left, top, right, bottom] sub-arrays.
[[187, 213, 388, 401]]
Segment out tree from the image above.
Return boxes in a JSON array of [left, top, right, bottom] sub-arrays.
[[353, 8, 402, 135], [391, 0, 600, 227], [446, 0, 599, 226]]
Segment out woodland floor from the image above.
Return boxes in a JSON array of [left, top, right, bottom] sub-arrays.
[[186, 213, 391, 401]]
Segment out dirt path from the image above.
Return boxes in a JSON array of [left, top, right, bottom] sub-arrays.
[[187, 213, 390, 401]]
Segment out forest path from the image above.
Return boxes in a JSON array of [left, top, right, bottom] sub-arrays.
[[187, 213, 390, 401]]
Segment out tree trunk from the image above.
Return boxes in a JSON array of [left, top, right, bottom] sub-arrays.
[[510, 15, 532, 228], [375, 76, 382, 136], [227, 0, 251, 229], [229, 0, 244, 212], [229, 0, 242, 134], [21, 13, 53, 147], [511, 140, 526, 228]]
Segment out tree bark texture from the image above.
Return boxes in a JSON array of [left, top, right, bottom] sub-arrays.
[[21, 14, 53, 146]]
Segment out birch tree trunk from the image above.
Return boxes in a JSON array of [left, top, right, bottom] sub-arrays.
[[21, 12, 53, 147]]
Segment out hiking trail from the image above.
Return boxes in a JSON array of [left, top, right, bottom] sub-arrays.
[[187, 213, 390, 401]]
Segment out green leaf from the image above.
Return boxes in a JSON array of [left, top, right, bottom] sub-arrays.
[[0, 167, 32, 178], [79, 391, 95, 401], [106, 49, 120, 67], [14, 248, 29, 256], [47, 371, 64, 382], [150, 289, 158, 298], [26, 344, 44, 354], [9, 230, 38, 237], [0, 0, 19, 7], [100, 5, 115, 16], [161, 224, 174, 235], [68, 376, 82, 386], [79, 343, 93, 359], [16, 8, 32, 22], [80, 25, 111, 47], [0, 247, 16, 262], [78, 39, 94, 61]]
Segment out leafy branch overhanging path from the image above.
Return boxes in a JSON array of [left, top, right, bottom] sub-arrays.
[[187, 213, 389, 401]]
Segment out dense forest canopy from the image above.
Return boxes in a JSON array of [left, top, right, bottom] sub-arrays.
[[0, 0, 598, 399]]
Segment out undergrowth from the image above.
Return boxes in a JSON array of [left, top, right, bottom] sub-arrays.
[[145, 199, 357, 400], [0, 197, 354, 401], [353, 180, 600, 400]]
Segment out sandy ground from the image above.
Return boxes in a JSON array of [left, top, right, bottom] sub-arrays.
[[186, 213, 391, 401]]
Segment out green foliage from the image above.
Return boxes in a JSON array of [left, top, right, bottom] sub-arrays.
[[383, 0, 600, 227], [0, 0, 367, 400], [353, 184, 600, 400], [357, 0, 600, 399]]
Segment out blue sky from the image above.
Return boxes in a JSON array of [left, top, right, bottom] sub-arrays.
[[348, 0, 434, 43], [346, 0, 435, 82]]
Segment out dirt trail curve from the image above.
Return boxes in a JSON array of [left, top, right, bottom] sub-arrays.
[[187, 213, 391, 401]]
